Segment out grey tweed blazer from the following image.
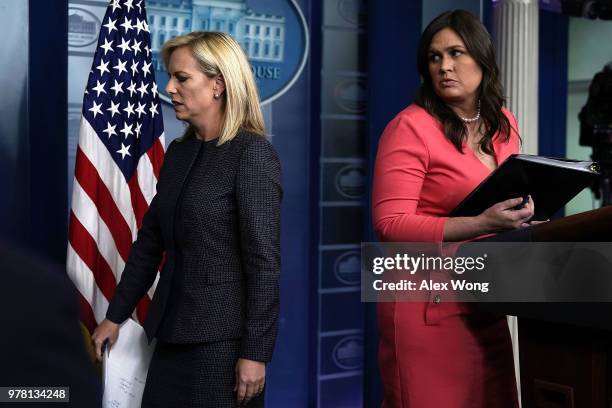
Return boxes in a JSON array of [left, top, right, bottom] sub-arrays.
[[106, 131, 282, 363]]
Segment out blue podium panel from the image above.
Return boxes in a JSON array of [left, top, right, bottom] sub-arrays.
[[320, 373, 364, 408], [322, 118, 367, 158], [320, 332, 363, 375], [320, 249, 361, 289], [318, 0, 367, 406], [321, 162, 367, 202], [319, 332, 363, 406], [322, 30, 367, 72], [320, 292, 364, 333], [320, 206, 365, 246], [321, 74, 367, 117]]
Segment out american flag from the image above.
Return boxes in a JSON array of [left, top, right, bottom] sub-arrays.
[[67, 0, 165, 333]]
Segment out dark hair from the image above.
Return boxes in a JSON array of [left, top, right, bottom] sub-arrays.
[[415, 10, 515, 155]]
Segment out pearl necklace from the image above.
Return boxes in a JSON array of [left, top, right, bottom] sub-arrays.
[[459, 100, 481, 123]]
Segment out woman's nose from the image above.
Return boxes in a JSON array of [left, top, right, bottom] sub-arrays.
[[166, 79, 176, 95], [440, 55, 453, 72]]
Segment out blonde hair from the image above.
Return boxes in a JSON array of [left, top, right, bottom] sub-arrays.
[[161, 32, 265, 144]]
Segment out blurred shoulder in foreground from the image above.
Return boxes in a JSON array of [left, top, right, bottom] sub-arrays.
[[0, 240, 102, 407]]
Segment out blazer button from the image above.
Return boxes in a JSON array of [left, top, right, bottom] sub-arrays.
[[433, 294, 442, 304]]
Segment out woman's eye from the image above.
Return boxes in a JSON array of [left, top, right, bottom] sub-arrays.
[[429, 54, 440, 62], [451, 49, 463, 57], [177, 76, 188, 83]]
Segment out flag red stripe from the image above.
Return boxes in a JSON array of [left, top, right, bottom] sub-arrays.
[[159, 254, 167, 274], [127, 169, 149, 230], [69, 211, 117, 301], [147, 137, 165, 179], [78, 293, 97, 334], [70, 206, 153, 325], [75, 147, 133, 261], [135, 254, 168, 322], [135, 296, 151, 323]]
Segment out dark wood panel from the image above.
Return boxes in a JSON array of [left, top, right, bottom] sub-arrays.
[[519, 318, 611, 408]]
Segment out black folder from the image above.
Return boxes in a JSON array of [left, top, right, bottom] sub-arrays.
[[450, 154, 600, 220]]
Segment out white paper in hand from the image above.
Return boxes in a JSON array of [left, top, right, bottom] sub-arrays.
[[102, 318, 156, 408]]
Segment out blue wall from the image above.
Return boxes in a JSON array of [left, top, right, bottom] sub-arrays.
[[422, 0, 483, 28], [539, 9, 568, 218], [539, 10, 568, 158], [366, 1, 423, 406], [265, 0, 313, 404]]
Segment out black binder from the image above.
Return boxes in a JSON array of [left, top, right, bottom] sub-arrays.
[[449, 154, 599, 220]]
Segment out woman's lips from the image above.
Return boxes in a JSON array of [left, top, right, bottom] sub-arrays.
[[440, 79, 458, 87]]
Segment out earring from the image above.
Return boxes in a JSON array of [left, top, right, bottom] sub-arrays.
[[214, 93, 219, 98]]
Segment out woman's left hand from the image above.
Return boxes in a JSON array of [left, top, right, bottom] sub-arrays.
[[235, 358, 265, 406], [518, 196, 550, 228]]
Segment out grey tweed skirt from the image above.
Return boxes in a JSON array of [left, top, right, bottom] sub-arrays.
[[141, 340, 265, 408]]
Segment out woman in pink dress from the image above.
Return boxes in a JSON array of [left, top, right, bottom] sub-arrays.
[[372, 10, 535, 408]]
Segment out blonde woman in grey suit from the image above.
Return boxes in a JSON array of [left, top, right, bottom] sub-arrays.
[[92, 32, 282, 408]]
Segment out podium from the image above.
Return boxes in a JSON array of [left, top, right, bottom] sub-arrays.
[[476, 206, 612, 408]]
